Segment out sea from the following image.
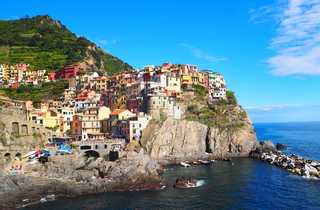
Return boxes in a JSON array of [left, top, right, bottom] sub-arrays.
[[23, 122, 320, 210]]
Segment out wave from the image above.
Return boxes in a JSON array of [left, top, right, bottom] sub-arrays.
[[196, 180, 205, 187]]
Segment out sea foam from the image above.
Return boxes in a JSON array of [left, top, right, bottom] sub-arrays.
[[196, 180, 205, 187]]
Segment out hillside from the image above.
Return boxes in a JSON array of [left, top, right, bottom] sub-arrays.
[[0, 15, 133, 74]]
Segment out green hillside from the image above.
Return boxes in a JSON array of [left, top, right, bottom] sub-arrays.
[[0, 15, 133, 74]]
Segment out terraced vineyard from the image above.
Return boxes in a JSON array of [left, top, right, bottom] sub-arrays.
[[0, 15, 132, 73]]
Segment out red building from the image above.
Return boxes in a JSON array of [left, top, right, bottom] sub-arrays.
[[9, 82, 20, 89], [48, 72, 56, 81], [100, 90, 116, 108], [127, 98, 142, 114], [143, 73, 151, 82], [56, 65, 79, 80]]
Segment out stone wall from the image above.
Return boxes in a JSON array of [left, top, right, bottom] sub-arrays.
[[0, 108, 54, 167]]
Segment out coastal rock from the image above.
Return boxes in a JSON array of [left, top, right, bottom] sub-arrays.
[[276, 143, 288, 151], [251, 148, 320, 179], [141, 118, 208, 161], [141, 107, 257, 161], [173, 177, 197, 188], [0, 150, 163, 209], [262, 141, 277, 152], [207, 119, 257, 158], [0, 170, 20, 193], [303, 164, 318, 177]]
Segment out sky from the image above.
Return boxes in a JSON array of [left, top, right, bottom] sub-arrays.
[[1, 0, 320, 123]]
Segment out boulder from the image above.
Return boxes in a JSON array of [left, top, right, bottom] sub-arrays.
[[304, 164, 319, 177], [276, 143, 288, 151], [262, 141, 276, 152], [173, 177, 197, 188]]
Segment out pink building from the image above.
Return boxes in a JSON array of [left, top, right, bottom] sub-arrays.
[[16, 63, 28, 72]]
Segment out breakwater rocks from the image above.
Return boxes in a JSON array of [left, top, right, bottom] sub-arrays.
[[250, 141, 320, 179]]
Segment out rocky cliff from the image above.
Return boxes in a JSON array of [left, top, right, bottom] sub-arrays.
[[141, 118, 208, 161], [141, 103, 257, 162]]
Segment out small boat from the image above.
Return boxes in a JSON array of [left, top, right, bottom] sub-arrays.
[[180, 161, 191, 167], [210, 160, 216, 163], [40, 197, 47, 203], [22, 151, 36, 159], [46, 194, 56, 201], [199, 160, 210, 164]]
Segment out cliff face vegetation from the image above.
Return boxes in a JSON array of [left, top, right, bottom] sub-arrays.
[[140, 89, 257, 161], [0, 15, 133, 73]]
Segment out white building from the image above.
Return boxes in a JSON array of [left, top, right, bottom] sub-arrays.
[[208, 72, 227, 100], [129, 113, 152, 141], [56, 106, 75, 134], [0, 64, 4, 84], [147, 95, 182, 120]]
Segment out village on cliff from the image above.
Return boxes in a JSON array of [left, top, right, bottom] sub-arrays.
[[0, 62, 228, 171]]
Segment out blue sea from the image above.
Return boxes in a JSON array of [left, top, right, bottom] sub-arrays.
[[24, 122, 320, 210]]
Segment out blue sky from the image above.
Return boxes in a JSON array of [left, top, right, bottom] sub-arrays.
[[1, 0, 320, 122]]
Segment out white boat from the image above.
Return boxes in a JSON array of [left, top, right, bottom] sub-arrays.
[[22, 151, 36, 159], [199, 160, 210, 164], [180, 161, 191, 167]]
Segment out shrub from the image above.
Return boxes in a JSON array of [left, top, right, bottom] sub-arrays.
[[226, 91, 237, 105]]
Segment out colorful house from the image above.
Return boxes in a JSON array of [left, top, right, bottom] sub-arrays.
[[110, 109, 136, 120]]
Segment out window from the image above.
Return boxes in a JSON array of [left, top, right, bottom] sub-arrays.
[[80, 145, 91, 150]]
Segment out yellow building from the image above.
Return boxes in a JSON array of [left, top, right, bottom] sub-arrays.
[[181, 75, 192, 87], [42, 110, 60, 130], [28, 109, 62, 136], [191, 72, 200, 85], [166, 74, 181, 96], [94, 76, 108, 92]]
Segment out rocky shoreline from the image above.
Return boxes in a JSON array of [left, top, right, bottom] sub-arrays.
[[1, 174, 164, 210], [2, 144, 320, 209], [0, 150, 165, 210], [250, 141, 320, 179]]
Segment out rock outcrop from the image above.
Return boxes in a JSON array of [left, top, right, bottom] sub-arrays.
[[174, 177, 197, 188], [141, 107, 257, 162], [0, 150, 163, 209], [207, 119, 257, 158], [141, 118, 208, 162]]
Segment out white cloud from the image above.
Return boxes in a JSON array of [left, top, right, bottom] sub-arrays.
[[249, 5, 281, 24], [245, 104, 301, 111], [266, 0, 320, 76], [179, 43, 227, 63]]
